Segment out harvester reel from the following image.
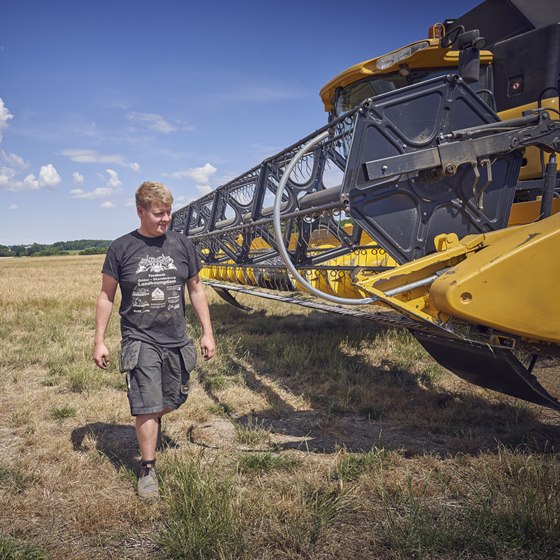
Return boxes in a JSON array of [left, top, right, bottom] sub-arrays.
[[272, 130, 378, 306]]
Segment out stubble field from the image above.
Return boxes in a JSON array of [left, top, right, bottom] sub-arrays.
[[0, 255, 559, 560]]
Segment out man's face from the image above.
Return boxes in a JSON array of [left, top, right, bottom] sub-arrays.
[[137, 201, 172, 237]]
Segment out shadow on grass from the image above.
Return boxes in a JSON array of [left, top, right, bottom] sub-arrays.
[[70, 422, 179, 474], [194, 299, 560, 457], [71, 422, 138, 472]]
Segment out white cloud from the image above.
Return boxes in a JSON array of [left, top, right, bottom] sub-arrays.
[[0, 167, 16, 185], [0, 98, 14, 142], [196, 185, 213, 196], [38, 164, 61, 187], [0, 106, 61, 192], [105, 168, 122, 188], [9, 204, 17, 210], [70, 169, 123, 200], [164, 162, 217, 186], [72, 172, 84, 184], [126, 111, 177, 134], [100, 201, 116, 209], [0, 149, 27, 169], [130, 162, 141, 172], [172, 194, 189, 210], [3, 163, 61, 191], [61, 148, 138, 170], [71, 186, 114, 199]]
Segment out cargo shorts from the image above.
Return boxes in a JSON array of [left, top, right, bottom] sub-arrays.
[[119, 338, 197, 416]]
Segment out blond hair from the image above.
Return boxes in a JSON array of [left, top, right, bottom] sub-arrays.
[[135, 181, 173, 209]]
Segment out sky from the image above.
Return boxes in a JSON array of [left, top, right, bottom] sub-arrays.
[[1, 0, 481, 245]]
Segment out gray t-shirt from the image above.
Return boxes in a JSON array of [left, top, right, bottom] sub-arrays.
[[102, 230, 202, 347]]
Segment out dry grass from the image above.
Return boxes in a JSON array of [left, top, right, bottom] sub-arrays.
[[0, 255, 559, 559]]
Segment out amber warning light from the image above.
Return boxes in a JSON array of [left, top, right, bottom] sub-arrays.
[[429, 23, 444, 39]]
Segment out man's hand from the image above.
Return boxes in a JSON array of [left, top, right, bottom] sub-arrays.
[[93, 342, 110, 369], [93, 274, 117, 370], [200, 333, 216, 361], [187, 274, 216, 362]]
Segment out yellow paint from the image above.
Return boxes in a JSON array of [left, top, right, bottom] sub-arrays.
[[508, 199, 560, 226], [430, 213, 560, 343], [320, 38, 493, 112]]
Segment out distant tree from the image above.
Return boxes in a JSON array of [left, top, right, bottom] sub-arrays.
[[79, 247, 107, 255], [53, 239, 112, 251], [0, 245, 12, 257], [36, 248, 70, 257], [27, 243, 49, 256], [10, 245, 27, 257], [8, 239, 112, 256]]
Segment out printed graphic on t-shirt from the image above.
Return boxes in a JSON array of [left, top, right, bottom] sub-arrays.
[[151, 287, 165, 301], [132, 287, 149, 297], [132, 254, 181, 314], [136, 255, 177, 274]]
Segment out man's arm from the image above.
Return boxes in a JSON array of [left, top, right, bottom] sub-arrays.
[[186, 274, 216, 360], [93, 273, 119, 369]]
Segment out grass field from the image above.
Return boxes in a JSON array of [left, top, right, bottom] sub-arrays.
[[0, 255, 559, 560]]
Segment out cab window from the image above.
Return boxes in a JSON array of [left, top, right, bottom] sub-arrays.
[[334, 66, 491, 117]]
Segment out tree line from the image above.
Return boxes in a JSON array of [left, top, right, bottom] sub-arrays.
[[0, 240, 111, 257]]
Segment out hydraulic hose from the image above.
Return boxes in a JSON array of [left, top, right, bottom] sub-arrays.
[[540, 154, 557, 219]]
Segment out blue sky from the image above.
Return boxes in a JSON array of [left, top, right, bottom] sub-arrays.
[[1, 0, 480, 245]]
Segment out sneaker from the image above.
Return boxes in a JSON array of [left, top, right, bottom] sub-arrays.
[[138, 464, 159, 503]]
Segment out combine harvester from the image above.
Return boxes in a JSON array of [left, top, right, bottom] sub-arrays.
[[172, 0, 560, 411]]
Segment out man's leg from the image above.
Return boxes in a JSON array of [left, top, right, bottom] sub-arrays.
[[134, 413, 159, 503], [126, 342, 167, 503], [136, 413, 159, 461], [136, 409, 173, 457], [134, 345, 189, 502], [135, 409, 175, 503]]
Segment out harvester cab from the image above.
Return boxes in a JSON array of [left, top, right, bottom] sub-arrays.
[[171, 0, 560, 411]]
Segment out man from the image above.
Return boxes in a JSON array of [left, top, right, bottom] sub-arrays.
[[93, 181, 215, 503]]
